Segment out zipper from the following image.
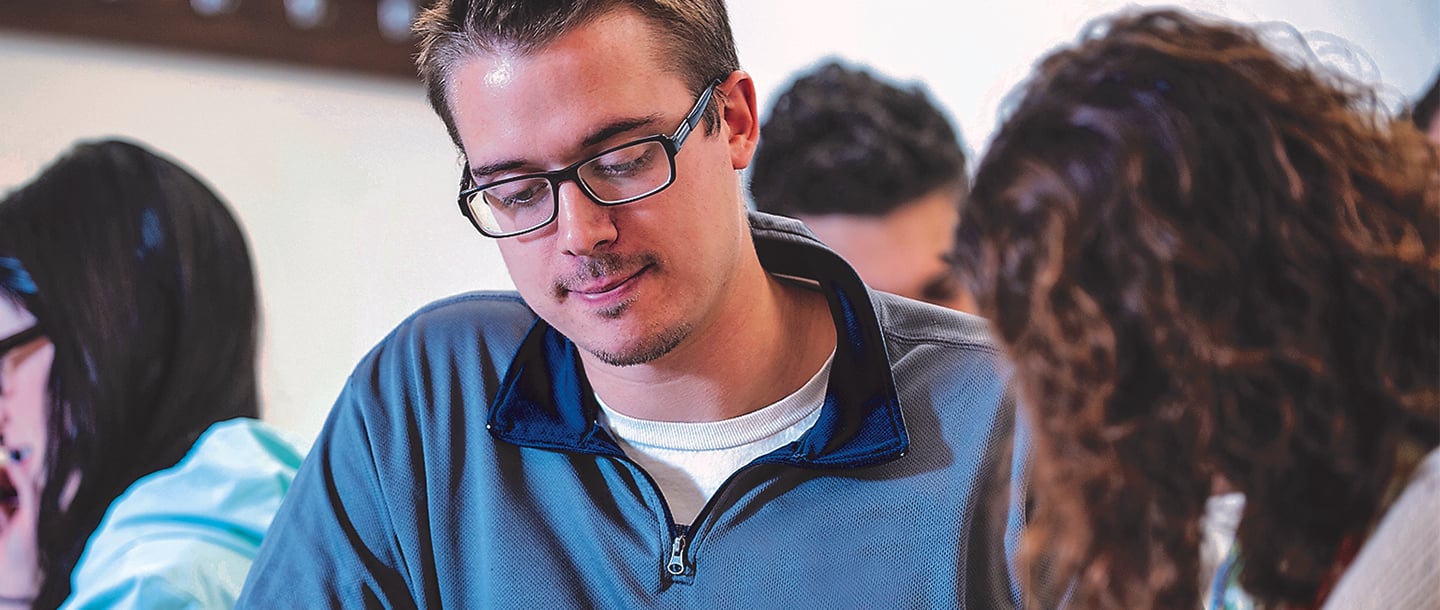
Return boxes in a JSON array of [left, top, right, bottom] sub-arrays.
[[666, 534, 689, 576], [608, 450, 804, 581], [600, 452, 689, 580], [657, 459, 787, 579]]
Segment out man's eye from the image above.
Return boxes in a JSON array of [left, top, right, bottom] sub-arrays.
[[486, 181, 549, 209], [591, 147, 655, 178]]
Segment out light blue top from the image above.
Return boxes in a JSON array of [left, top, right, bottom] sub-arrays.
[[60, 417, 307, 610]]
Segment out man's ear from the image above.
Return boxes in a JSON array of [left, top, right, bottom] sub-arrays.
[[716, 70, 759, 170]]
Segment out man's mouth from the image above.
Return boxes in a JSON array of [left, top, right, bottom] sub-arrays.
[[565, 265, 650, 296], [553, 253, 661, 300]]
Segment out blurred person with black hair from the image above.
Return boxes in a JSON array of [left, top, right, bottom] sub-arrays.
[[0, 140, 304, 609]]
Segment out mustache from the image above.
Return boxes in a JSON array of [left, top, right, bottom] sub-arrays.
[[551, 252, 660, 297]]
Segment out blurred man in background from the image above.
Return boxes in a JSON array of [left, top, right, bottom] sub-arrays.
[[750, 60, 975, 312]]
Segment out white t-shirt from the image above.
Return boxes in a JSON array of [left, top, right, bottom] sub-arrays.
[[597, 353, 834, 526]]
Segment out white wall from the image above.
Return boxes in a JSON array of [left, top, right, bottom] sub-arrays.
[[733, 0, 1438, 157], [1, 1, 1435, 441]]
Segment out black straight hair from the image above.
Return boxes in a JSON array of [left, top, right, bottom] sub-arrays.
[[0, 139, 260, 608]]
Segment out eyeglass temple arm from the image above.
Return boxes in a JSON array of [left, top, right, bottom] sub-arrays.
[[672, 79, 722, 150]]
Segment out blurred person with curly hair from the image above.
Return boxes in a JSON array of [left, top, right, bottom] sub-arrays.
[[952, 9, 1439, 610]]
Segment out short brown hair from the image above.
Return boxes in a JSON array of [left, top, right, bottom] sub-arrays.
[[414, 0, 739, 148]]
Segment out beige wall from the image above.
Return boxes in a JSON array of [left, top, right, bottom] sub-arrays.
[[0, 34, 508, 439]]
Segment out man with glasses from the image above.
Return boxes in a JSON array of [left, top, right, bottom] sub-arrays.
[[239, 1, 1028, 607]]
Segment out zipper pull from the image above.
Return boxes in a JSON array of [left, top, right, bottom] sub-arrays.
[[666, 534, 688, 576]]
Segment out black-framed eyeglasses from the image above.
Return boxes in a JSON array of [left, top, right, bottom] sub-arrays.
[[0, 324, 44, 395], [0, 325, 43, 361], [457, 79, 722, 238]]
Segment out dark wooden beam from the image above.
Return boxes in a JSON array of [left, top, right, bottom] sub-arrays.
[[0, 0, 431, 82]]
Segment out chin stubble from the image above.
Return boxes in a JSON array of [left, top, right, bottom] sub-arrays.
[[587, 320, 693, 367]]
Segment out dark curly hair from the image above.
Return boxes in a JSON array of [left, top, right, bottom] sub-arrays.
[[952, 9, 1439, 609], [749, 60, 967, 217]]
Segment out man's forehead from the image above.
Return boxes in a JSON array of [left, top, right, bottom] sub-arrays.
[[448, 53, 689, 172], [475, 56, 517, 89], [447, 9, 683, 94]]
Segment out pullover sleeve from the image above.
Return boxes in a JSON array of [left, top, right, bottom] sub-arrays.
[[237, 294, 532, 609], [236, 377, 416, 608]]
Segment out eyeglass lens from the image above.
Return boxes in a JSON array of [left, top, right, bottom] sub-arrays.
[[0, 325, 44, 396], [469, 139, 673, 236]]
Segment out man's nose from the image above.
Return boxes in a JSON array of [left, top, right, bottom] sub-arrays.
[[555, 181, 618, 256]]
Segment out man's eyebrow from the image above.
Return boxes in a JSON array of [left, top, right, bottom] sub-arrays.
[[469, 159, 526, 180], [581, 115, 661, 148], [469, 114, 663, 180]]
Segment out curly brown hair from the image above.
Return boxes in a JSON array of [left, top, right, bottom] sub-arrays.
[[952, 9, 1440, 609]]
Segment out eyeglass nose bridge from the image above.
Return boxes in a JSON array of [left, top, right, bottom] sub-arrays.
[[543, 162, 620, 210]]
